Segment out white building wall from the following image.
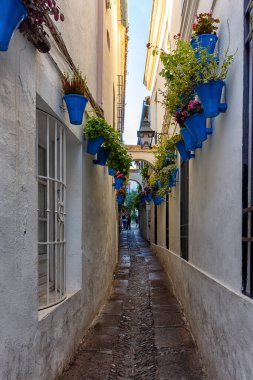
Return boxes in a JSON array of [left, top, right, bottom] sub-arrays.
[[147, 0, 250, 378], [0, 1, 124, 378]]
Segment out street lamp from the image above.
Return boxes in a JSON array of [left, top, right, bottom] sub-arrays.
[[137, 117, 155, 149]]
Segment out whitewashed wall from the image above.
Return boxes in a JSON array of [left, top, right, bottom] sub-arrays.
[[148, 0, 251, 378], [0, 1, 122, 378]]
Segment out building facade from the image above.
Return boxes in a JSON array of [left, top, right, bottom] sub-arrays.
[[143, 1, 253, 379], [0, 1, 128, 379]]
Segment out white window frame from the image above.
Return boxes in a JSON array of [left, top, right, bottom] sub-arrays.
[[37, 109, 67, 310]]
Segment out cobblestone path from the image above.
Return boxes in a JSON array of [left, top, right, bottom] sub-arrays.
[[61, 230, 207, 380]]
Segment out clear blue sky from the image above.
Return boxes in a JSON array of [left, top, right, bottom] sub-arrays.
[[123, 0, 153, 145]]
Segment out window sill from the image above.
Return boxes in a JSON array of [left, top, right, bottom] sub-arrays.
[[38, 290, 81, 321]]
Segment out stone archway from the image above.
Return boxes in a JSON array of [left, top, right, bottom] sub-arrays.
[[126, 145, 155, 164], [129, 169, 143, 187]]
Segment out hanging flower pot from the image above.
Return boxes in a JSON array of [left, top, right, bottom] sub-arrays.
[[180, 128, 199, 151], [145, 193, 152, 202], [153, 196, 164, 206], [114, 177, 124, 190], [93, 147, 109, 166], [63, 94, 88, 125], [169, 168, 179, 188], [190, 34, 218, 59], [163, 152, 176, 166], [117, 194, 124, 205], [184, 112, 207, 144], [175, 141, 194, 161], [141, 196, 146, 205], [87, 137, 104, 155], [108, 167, 116, 176], [195, 80, 227, 118], [0, 0, 27, 51]]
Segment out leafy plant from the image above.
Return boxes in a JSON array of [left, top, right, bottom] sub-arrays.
[[156, 36, 199, 114], [153, 135, 176, 171], [194, 49, 235, 83], [84, 116, 112, 139], [140, 163, 151, 181], [125, 190, 139, 214], [107, 143, 132, 176], [84, 116, 132, 178], [61, 69, 87, 95], [20, 0, 64, 45], [192, 12, 220, 36]]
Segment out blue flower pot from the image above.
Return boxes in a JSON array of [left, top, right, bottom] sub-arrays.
[[93, 147, 109, 166], [145, 193, 152, 202], [190, 34, 218, 59], [172, 168, 178, 182], [153, 196, 164, 206], [117, 194, 124, 205], [168, 177, 174, 188], [180, 128, 198, 151], [175, 141, 194, 161], [114, 177, 124, 190], [163, 152, 175, 166], [0, 0, 27, 51], [169, 168, 179, 187], [108, 167, 116, 176], [63, 94, 88, 125], [87, 137, 104, 155], [184, 113, 207, 144], [195, 80, 226, 118]]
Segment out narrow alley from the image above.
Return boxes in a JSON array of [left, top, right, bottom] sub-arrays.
[[1, 1, 252, 379], [60, 230, 207, 380]]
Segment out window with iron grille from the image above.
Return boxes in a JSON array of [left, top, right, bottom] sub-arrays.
[[37, 110, 66, 309]]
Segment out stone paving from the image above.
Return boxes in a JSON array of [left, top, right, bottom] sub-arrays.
[[60, 229, 207, 380]]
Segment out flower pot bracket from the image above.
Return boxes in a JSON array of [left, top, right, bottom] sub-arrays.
[[219, 81, 227, 114]]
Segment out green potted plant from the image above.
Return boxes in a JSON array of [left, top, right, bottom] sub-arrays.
[[154, 36, 198, 115], [191, 12, 220, 59], [194, 49, 234, 117], [84, 116, 112, 155], [174, 100, 206, 147], [62, 69, 88, 125]]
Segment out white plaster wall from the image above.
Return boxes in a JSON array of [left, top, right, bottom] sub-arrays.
[[154, 244, 253, 380], [0, 1, 121, 378], [157, 202, 166, 247], [146, 1, 248, 378], [0, 33, 38, 379], [188, 0, 243, 290]]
